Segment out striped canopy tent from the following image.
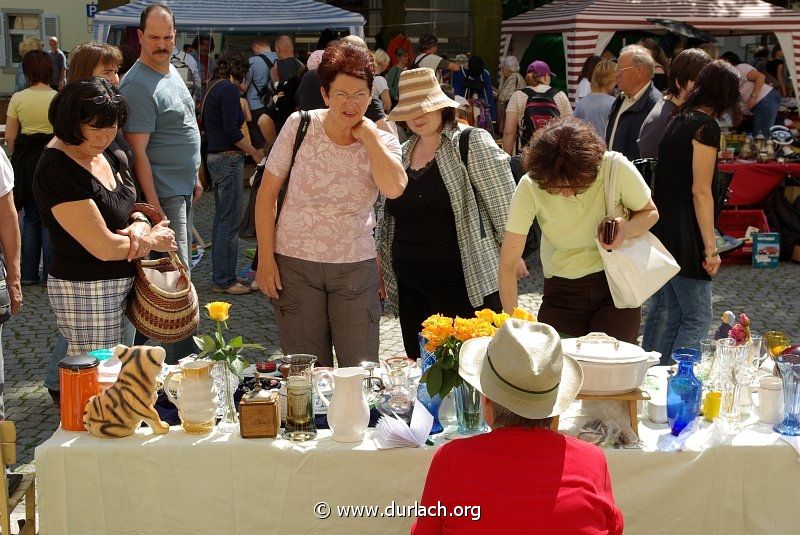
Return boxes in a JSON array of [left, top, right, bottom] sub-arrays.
[[92, 0, 365, 44], [500, 0, 800, 102]]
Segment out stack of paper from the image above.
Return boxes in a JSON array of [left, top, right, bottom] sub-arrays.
[[375, 402, 434, 449]]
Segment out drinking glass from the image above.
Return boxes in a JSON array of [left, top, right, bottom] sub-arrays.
[[765, 332, 792, 359], [716, 338, 749, 429]]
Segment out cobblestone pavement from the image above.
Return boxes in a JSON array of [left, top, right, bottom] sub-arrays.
[[4, 185, 799, 473]]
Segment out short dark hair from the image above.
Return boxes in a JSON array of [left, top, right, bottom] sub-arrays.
[[50, 78, 128, 146], [522, 116, 606, 192], [22, 50, 53, 86], [192, 34, 215, 53], [318, 42, 374, 93], [252, 35, 271, 48], [139, 3, 175, 32], [419, 34, 438, 52], [579, 55, 601, 81], [682, 60, 743, 122], [395, 47, 407, 59], [719, 51, 742, 66], [211, 59, 235, 80], [666, 48, 711, 97]]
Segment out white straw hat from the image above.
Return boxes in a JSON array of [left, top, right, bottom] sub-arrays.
[[458, 320, 583, 419], [386, 68, 460, 122]]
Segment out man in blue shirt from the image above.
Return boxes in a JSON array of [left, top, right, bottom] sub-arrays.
[[120, 3, 202, 363], [243, 35, 276, 149]]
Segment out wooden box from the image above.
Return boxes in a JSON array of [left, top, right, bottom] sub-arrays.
[[239, 390, 279, 439]]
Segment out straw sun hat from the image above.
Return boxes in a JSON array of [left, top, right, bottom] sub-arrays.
[[386, 68, 460, 122], [458, 319, 583, 419]]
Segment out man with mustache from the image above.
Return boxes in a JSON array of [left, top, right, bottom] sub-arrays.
[[119, 3, 202, 363]]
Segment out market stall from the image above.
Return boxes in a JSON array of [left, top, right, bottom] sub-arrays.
[[719, 161, 800, 206], [91, 0, 366, 44], [499, 0, 800, 102], [34, 419, 800, 535]]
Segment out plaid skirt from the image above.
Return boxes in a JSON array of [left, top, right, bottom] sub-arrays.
[[48, 276, 134, 357]]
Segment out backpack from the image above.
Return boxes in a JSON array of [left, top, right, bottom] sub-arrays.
[[254, 54, 275, 108], [519, 87, 560, 151], [459, 127, 541, 259], [268, 64, 307, 134], [170, 51, 195, 93]]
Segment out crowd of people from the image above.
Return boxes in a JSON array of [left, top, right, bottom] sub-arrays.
[[2, 2, 795, 531]]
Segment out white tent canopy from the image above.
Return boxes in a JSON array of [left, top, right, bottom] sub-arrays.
[[501, 0, 800, 102], [93, 0, 365, 44]]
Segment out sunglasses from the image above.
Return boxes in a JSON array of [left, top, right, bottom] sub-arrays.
[[89, 94, 124, 105]]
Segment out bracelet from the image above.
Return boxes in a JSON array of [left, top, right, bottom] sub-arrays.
[[130, 216, 152, 226], [704, 249, 719, 259]]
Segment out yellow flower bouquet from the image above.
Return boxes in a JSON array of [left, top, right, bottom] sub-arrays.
[[420, 307, 536, 399]]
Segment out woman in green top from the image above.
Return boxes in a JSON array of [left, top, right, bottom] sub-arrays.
[[498, 117, 659, 343]]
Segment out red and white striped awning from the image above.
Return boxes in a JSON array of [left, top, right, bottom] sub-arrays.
[[500, 0, 800, 102]]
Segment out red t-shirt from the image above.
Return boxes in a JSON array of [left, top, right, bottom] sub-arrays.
[[411, 427, 623, 535]]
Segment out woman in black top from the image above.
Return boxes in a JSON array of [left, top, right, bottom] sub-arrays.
[[767, 45, 788, 97], [650, 61, 741, 360], [33, 78, 176, 358]]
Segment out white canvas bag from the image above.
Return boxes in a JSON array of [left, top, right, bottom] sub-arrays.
[[596, 152, 680, 308]]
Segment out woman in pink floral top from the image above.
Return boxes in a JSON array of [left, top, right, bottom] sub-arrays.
[[254, 43, 406, 367]]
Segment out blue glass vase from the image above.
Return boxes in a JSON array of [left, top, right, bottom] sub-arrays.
[[667, 348, 702, 436], [417, 334, 444, 434], [774, 352, 800, 436]]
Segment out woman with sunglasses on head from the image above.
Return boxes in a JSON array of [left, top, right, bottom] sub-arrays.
[[33, 78, 176, 360], [254, 42, 405, 368], [498, 117, 658, 343], [40, 42, 142, 406]]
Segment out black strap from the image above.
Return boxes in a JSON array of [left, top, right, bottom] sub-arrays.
[[253, 54, 275, 98], [289, 110, 310, 171], [457, 127, 486, 239], [199, 78, 225, 128], [521, 86, 558, 101]]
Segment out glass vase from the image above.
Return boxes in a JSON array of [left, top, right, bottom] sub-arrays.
[[666, 348, 702, 436], [215, 362, 239, 432], [416, 334, 443, 434], [454, 382, 487, 435], [774, 352, 800, 436], [716, 338, 749, 429]]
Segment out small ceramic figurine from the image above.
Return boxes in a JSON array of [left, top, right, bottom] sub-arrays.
[[714, 311, 736, 340], [730, 313, 752, 345], [83, 345, 170, 438]]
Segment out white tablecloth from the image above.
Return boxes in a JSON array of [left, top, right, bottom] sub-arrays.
[[35, 419, 800, 534]]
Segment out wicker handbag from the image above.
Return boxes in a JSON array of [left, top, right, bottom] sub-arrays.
[[126, 251, 199, 342]]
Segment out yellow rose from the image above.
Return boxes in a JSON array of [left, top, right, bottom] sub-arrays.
[[512, 307, 535, 322], [206, 301, 232, 322], [493, 312, 510, 328], [471, 318, 497, 338], [474, 309, 495, 324], [421, 314, 453, 350], [453, 317, 474, 341]]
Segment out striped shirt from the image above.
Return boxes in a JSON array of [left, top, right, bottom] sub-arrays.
[[377, 122, 516, 312]]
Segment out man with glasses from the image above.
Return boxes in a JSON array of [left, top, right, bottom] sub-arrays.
[[605, 45, 662, 160], [119, 3, 202, 363]]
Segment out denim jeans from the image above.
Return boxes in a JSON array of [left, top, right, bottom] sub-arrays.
[[751, 89, 781, 138], [657, 276, 713, 362], [143, 194, 198, 364], [21, 195, 53, 283], [207, 152, 244, 288], [642, 288, 666, 357]]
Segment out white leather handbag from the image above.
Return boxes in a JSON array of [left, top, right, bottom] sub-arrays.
[[596, 152, 680, 309]]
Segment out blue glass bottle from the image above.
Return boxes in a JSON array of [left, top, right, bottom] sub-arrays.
[[667, 348, 702, 436]]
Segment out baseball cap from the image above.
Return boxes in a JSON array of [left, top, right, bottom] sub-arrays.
[[527, 60, 555, 77]]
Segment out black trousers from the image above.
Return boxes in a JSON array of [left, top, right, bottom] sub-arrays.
[[394, 257, 501, 359]]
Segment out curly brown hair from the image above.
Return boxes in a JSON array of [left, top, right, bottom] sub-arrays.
[[318, 42, 374, 93], [523, 117, 606, 193]]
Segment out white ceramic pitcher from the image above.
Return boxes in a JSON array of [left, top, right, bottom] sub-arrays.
[[314, 367, 373, 443], [164, 360, 218, 434]]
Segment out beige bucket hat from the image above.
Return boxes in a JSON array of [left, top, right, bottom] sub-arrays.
[[458, 319, 583, 419], [386, 68, 460, 122]]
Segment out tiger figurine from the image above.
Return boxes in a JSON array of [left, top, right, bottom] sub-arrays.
[[83, 344, 170, 438]]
